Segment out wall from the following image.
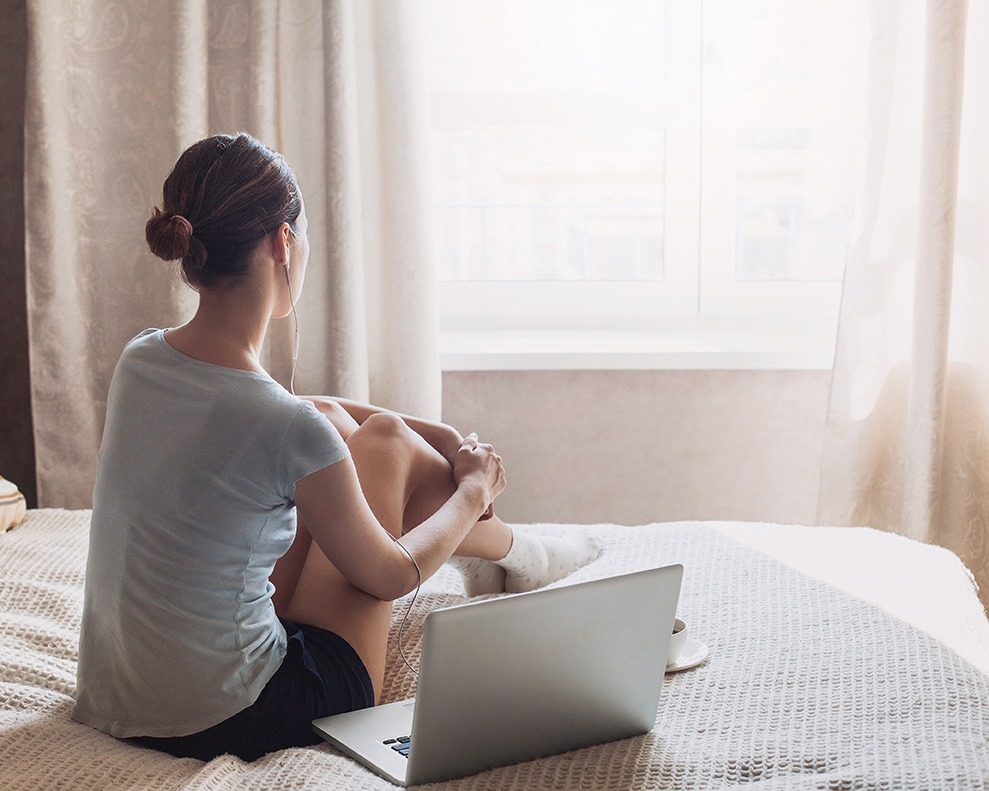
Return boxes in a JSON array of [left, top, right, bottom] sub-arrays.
[[442, 369, 831, 526]]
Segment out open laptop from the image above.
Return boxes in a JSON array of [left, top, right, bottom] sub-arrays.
[[312, 563, 683, 786]]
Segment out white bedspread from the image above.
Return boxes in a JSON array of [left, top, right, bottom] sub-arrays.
[[1, 509, 988, 789]]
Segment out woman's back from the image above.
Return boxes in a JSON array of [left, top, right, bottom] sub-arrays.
[[72, 328, 348, 738]]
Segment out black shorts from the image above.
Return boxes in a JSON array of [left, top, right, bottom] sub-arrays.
[[132, 618, 375, 762]]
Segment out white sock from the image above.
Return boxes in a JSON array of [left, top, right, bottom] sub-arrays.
[[497, 528, 602, 593], [447, 556, 507, 597]]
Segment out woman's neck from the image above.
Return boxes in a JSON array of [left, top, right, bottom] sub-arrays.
[[166, 279, 273, 373]]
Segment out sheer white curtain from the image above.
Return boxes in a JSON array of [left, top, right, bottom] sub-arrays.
[[818, 0, 989, 609], [25, 0, 439, 508]]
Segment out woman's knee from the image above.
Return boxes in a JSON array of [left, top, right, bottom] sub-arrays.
[[347, 412, 427, 472], [348, 412, 453, 489], [349, 411, 410, 447]]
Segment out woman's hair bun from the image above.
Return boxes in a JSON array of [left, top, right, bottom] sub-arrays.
[[149, 133, 300, 288], [145, 208, 207, 268]]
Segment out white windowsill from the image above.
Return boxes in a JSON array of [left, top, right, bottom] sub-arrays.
[[440, 328, 836, 371]]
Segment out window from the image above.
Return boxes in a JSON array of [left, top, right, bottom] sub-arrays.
[[423, 0, 869, 369]]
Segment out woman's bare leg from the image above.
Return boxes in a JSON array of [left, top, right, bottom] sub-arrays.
[[273, 411, 599, 696], [397, 430, 512, 560], [297, 397, 513, 561], [273, 413, 507, 699]]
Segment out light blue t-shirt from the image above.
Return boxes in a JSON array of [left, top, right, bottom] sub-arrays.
[[72, 329, 350, 738]]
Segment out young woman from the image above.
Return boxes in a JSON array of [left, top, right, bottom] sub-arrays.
[[72, 133, 600, 762]]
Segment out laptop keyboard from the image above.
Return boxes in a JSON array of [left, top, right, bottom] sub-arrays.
[[383, 735, 411, 758]]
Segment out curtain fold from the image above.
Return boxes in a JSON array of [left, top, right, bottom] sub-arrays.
[[818, 0, 989, 610], [24, 0, 439, 508], [287, 0, 441, 417]]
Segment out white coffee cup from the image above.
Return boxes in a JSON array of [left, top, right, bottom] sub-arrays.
[[666, 617, 688, 667]]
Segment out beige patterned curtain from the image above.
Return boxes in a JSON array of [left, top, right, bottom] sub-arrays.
[[25, 0, 440, 508], [818, 0, 989, 609]]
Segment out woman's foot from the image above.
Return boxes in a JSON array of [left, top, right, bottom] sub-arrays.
[[447, 556, 507, 597], [497, 529, 602, 593]]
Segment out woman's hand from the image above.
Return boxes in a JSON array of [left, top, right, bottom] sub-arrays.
[[453, 433, 506, 519]]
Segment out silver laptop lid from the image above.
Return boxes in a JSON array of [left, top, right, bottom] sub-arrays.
[[405, 564, 683, 785]]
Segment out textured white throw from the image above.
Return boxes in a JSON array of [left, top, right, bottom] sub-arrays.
[[1, 510, 988, 789]]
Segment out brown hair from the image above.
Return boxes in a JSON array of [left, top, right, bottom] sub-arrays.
[[145, 133, 302, 289]]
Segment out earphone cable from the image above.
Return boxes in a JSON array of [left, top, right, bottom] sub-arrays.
[[285, 264, 300, 395], [392, 538, 422, 677]]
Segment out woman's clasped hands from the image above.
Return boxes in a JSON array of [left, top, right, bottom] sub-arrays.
[[454, 433, 506, 521]]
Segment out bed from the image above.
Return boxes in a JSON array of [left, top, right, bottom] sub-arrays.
[[2, 509, 988, 790]]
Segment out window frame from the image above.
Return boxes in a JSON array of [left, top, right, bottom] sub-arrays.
[[427, 0, 858, 371]]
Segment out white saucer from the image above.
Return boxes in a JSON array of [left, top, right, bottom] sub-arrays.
[[665, 637, 709, 673]]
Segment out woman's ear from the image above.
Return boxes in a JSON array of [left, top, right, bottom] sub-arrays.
[[268, 222, 293, 267]]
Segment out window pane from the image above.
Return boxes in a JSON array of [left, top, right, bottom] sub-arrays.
[[432, 129, 665, 282], [587, 206, 664, 281], [730, 0, 867, 285], [426, 0, 665, 93], [735, 0, 820, 89], [735, 129, 853, 282]]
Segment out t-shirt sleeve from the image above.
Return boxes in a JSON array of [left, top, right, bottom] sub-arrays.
[[278, 401, 351, 500]]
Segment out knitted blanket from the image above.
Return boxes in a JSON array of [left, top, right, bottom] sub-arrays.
[[1, 509, 987, 789]]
